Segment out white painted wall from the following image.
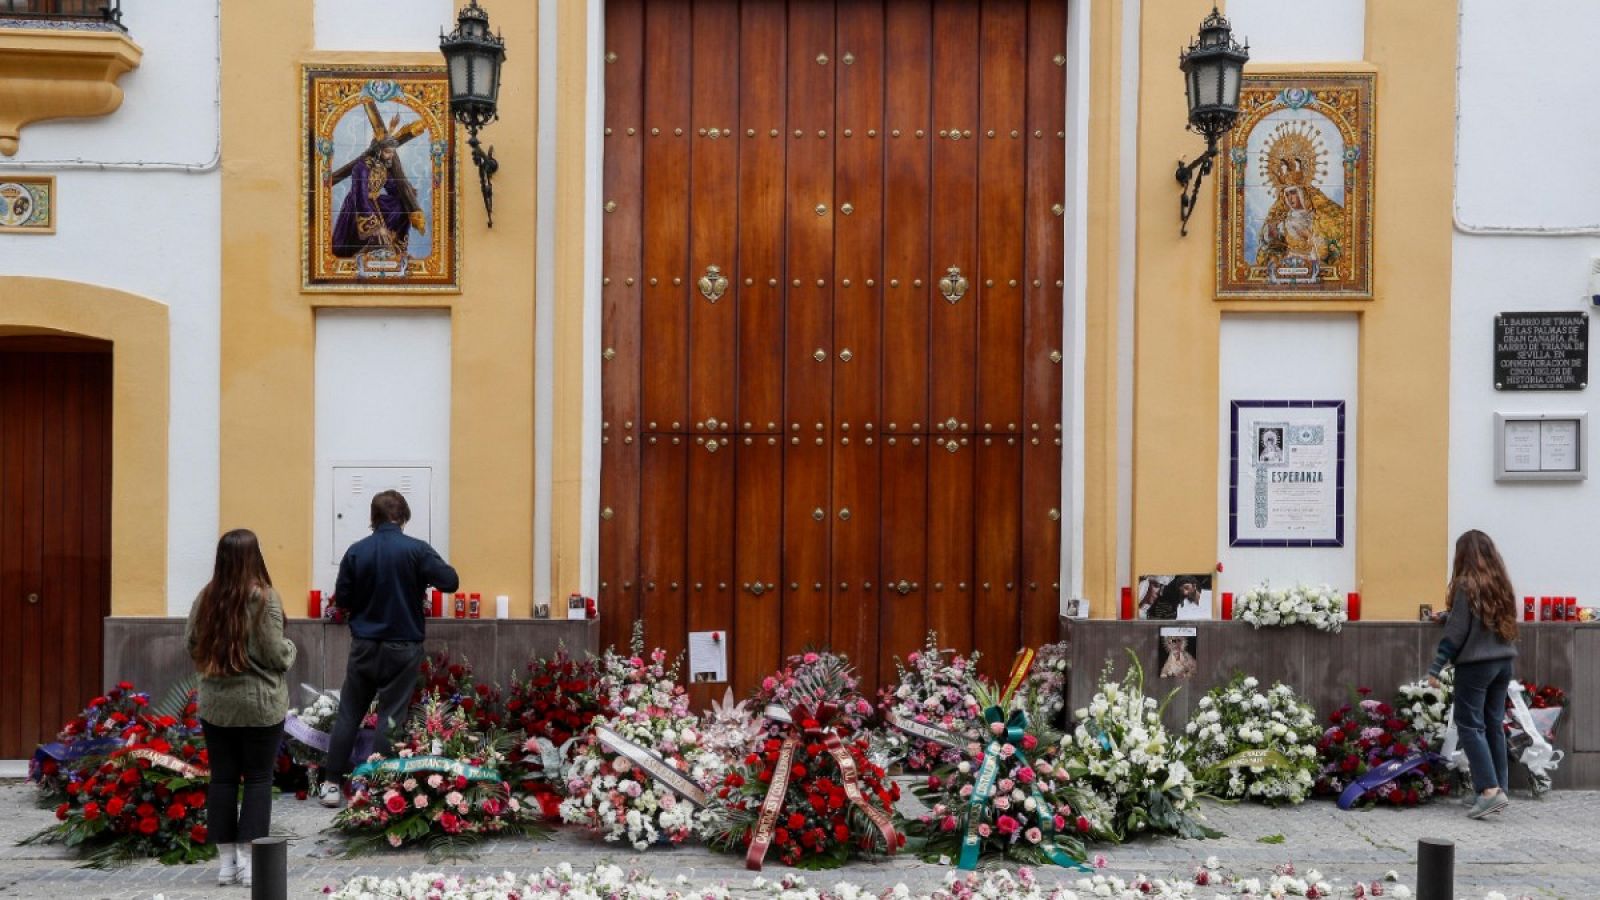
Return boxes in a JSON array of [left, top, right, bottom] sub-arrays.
[[0, 0, 220, 613], [1225, 0, 1364, 64], [312, 309, 453, 592], [315, 0, 453, 53], [1449, 0, 1600, 600], [1217, 314, 1358, 595]]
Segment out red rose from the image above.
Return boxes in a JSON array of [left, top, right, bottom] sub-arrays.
[[774, 827, 790, 846], [788, 812, 807, 830], [385, 793, 407, 814], [454, 775, 468, 790], [834, 823, 850, 842], [117, 681, 134, 690], [106, 797, 125, 817], [1077, 815, 1091, 833], [791, 764, 807, 779], [82, 802, 101, 820], [190, 824, 207, 843], [136, 803, 155, 818], [54, 803, 70, 821], [138, 817, 159, 835], [166, 802, 187, 821]]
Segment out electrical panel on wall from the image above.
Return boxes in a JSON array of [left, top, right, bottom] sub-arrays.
[[332, 466, 433, 564]]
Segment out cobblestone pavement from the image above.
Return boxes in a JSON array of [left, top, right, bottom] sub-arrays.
[[0, 781, 1590, 899]]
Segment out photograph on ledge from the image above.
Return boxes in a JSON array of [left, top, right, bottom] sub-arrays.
[[1158, 627, 1199, 680], [302, 64, 458, 292], [1136, 573, 1214, 621], [1216, 72, 1374, 298]]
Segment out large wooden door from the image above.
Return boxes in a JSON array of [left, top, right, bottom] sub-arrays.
[[600, 0, 1067, 695], [0, 341, 112, 758]]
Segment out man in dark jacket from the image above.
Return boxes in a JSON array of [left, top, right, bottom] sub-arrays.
[[319, 490, 459, 807]]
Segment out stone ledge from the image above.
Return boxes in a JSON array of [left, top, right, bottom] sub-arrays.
[[0, 26, 142, 155]]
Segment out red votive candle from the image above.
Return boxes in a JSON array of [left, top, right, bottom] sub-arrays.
[[1540, 597, 1552, 621], [1524, 596, 1535, 622], [454, 592, 467, 618], [1347, 592, 1360, 621], [1221, 592, 1234, 620], [430, 589, 443, 618], [468, 592, 482, 619], [1120, 586, 1134, 620], [309, 589, 322, 619], [1566, 597, 1577, 621]]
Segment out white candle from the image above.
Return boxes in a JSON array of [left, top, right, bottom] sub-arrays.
[[495, 594, 510, 619]]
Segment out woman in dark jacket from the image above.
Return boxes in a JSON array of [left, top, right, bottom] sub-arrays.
[[187, 529, 297, 886], [1428, 529, 1519, 820]]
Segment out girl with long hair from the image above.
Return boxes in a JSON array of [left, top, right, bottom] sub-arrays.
[[1428, 529, 1519, 819], [186, 529, 297, 886]]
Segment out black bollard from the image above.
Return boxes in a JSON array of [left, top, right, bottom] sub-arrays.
[[1417, 837, 1454, 900], [251, 836, 288, 900]]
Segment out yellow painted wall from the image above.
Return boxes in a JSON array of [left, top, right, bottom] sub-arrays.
[[219, 1, 539, 615], [0, 277, 169, 615], [1125, 1, 1455, 619]]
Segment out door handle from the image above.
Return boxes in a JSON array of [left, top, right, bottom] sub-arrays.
[[26, 592, 39, 605]]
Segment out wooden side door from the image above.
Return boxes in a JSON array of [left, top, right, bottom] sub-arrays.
[[0, 342, 112, 758]]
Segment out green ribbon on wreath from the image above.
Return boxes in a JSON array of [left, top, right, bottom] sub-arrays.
[[957, 650, 1090, 873], [350, 755, 501, 783]]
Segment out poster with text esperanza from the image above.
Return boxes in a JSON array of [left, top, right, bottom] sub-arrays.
[[1229, 401, 1346, 547]]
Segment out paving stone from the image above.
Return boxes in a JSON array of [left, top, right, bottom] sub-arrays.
[[0, 781, 1587, 898]]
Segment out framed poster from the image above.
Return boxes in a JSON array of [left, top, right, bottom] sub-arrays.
[[302, 64, 458, 292], [1217, 72, 1374, 298], [0, 175, 54, 234], [1229, 400, 1346, 547], [1135, 573, 1213, 621], [1495, 412, 1586, 481]]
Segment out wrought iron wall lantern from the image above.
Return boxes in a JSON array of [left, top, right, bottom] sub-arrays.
[[1175, 5, 1248, 236], [440, 0, 507, 227]]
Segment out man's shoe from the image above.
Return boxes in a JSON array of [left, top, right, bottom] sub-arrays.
[[318, 781, 345, 809], [216, 842, 238, 885], [1467, 791, 1510, 819]]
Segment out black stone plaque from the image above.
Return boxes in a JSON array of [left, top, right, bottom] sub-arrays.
[[1494, 312, 1588, 391]]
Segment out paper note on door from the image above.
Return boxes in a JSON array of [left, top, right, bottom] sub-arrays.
[[688, 631, 728, 684]]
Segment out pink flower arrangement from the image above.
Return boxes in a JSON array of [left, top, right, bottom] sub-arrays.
[[877, 632, 984, 771]]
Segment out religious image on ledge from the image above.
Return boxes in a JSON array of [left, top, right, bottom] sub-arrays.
[[302, 64, 459, 292], [1216, 72, 1374, 298], [1136, 573, 1214, 621]]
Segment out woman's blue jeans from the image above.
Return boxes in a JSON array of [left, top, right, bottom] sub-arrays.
[[1453, 657, 1514, 794]]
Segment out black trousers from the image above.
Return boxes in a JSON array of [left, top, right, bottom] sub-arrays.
[[324, 638, 425, 781], [200, 719, 283, 844]]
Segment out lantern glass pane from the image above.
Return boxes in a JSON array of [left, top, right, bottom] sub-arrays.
[[1185, 67, 1198, 114], [484, 51, 502, 102], [463, 18, 487, 40], [1197, 60, 1222, 107], [449, 53, 471, 100], [1221, 62, 1241, 108]]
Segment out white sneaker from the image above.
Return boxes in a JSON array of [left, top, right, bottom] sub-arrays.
[[237, 844, 253, 887], [216, 843, 238, 885], [317, 781, 344, 808]]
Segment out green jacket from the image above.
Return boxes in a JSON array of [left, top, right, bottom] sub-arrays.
[[185, 587, 297, 727]]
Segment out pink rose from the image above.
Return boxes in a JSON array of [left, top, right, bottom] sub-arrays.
[[1054, 814, 1066, 830], [439, 812, 463, 834], [990, 721, 1006, 736], [1017, 767, 1036, 784], [977, 823, 992, 837], [998, 778, 1015, 793], [802, 652, 820, 664], [1024, 827, 1042, 844], [1021, 733, 1038, 751], [996, 815, 1020, 835], [941, 815, 958, 832]]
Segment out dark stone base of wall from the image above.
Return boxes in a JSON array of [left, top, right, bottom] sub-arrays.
[[103, 617, 601, 704], [1063, 619, 1600, 789]]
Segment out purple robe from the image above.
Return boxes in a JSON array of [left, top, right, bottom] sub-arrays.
[[331, 154, 416, 258]]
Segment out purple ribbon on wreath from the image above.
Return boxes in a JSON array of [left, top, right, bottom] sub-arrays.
[[283, 713, 376, 768], [1336, 751, 1444, 810], [30, 737, 122, 780]]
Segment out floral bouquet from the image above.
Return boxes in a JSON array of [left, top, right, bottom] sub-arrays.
[[414, 652, 508, 730], [877, 632, 983, 772], [1182, 675, 1320, 805], [1063, 653, 1215, 840], [283, 686, 341, 770], [1022, 640, 1071, 728], [504, 645, 603, 818], [29, 680, 157, 804], [1234, 582, 1347, 633], [559, 624, 716, 849], [23, 707, 213, 867], [333, 693, 544, 859], [1396, 670, 1454, 750], [1313, 688, 1448, 807], [909, 649, 1094, 870], [697, 688, 767, 774], [699, 653, 903, 870]]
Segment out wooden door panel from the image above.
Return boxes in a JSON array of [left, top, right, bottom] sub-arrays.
[[1, 355, 30, 756], [684, 436, 735, 705], [829, 439, 881, 692], [928, 0, 979, 437], [925, 437, 973, 652], [689, 0, 739, 439], [737, 0, 787, 435], [976, 0, 1026, 436], [80, 354, 111, 722], [734, 439, 782, 694], [973, 441, 1021, 678], [638, 439, 688, 665], [832, 0, 884, 431], [39, 355, 68, 739], [784, 0, 835, 435], [600, 0, 645, 648], [781, 437, 829, 654], [1022, 0, 1067, 649], [882, 0, 931, 434], [18, 356, 44, 754], [878, 434, 927, 685], [640, 0, 692, 434]]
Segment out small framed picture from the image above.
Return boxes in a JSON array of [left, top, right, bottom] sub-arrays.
[[1418, 604, 1434, 622]]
